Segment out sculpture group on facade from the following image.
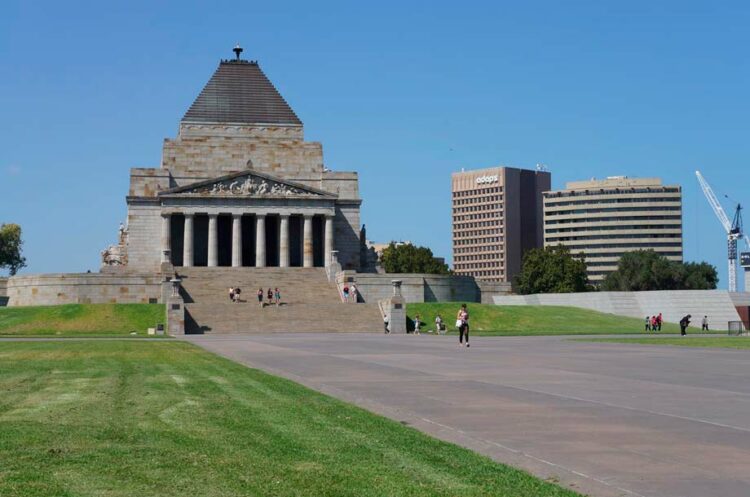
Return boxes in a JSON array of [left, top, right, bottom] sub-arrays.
[[101, 222, 129, 267], [188, 176, 315, 196]]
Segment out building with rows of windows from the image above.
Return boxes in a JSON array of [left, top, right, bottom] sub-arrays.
[[543, 176, 683, 283], [451, 167, 550, 283]]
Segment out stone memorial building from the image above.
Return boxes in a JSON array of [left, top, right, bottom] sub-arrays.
[[122, 47, 362, 272]]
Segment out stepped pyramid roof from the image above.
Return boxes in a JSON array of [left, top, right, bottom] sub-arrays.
[[182, 55, 302, 126]]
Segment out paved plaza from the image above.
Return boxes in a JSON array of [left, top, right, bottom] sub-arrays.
[[186, 333, 750, 497]]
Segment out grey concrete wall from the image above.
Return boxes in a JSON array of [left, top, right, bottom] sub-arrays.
[[344, 272, 480, 304], [493, 290, 742, 328], [7, 273, 163, 306], [0, 277, 7, 306], [477, 280, 514, 304]]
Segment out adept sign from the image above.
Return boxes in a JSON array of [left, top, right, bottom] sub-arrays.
[[741, 252, 750, 267], [475, 175, 498, 185]]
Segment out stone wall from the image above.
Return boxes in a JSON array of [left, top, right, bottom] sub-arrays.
[[335, 204, 362, 270], [126, 202, 162, 271], [477, 280, 514, 304], [341, 272, 480, 303], [493, 290, 742, 329], [0, 277, 7, 306], [6, 273, 163, 306]]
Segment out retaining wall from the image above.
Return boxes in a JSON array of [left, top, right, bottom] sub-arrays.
[[0, 277, 7, 306], [6, 272, 163, 306], [340, 272, 481, 303], [493, 290, 742, 329]]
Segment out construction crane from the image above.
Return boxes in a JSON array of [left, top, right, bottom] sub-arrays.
[[695, 171, 749, 292]]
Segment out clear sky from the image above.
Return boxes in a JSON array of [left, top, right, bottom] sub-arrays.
[[1, 0, 749, 289]]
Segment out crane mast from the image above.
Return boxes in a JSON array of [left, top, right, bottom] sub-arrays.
[[695, 171, 745, 292]]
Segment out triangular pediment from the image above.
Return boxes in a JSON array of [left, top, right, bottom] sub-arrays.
[[160, 170, 336, 198]]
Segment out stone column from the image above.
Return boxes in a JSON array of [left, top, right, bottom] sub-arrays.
[[279, 215, 290, 268], [255, 214, 266, 268], [324, 215, 334, 267], [161, 213, 171, 263], [232, 214, 242, 267], [207, 214, 218, 267], [303, 215, 313, 268], [183, 214, 194, 267]]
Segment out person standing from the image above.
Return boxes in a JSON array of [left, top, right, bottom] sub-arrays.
[[274, 288, 281, 306], [267, 288, 273, 306], [457, 304, 470, 347], [651, 316, 658, 333], [435, 314, 443, 334], [351, 284, 358, 303], [702, 315, 709, 331], [657, 313, 663, 331], [414, 313, 421, 335], [343, 285, 350, 302], [645, 316, 651, 332], [234, 287, 241, 303], [229, 287, 235, 302], [257, 288, 264, 308], [679, 314, 691, 336]]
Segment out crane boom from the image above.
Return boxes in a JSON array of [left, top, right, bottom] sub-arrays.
[[696, 171, 732, 233]]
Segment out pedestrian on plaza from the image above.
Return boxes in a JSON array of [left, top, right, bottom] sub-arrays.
[[651, 316, 658, 333], [679, 314, 691, 336], [457, 304, 470, 347], [351, 284, 358, 303], [413, 313, 421, 335], [383, 316, 390, 334], [257, 288, 264, 308], [657, 313, 663, 331], [343, 285, 350, 302], [702, 315, 709, 331], [233, 287, 241, 303], [229, 287, 235, 302], [274, 288, 281, 306], [435, 314, 443, 334], [645, 316, 651, 332], [267, 288, 273, 305]]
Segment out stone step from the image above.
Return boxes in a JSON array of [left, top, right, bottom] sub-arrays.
[[184, 303, 383, 334]]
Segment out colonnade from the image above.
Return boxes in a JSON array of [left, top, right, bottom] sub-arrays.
[[161, 212, 334, 268]]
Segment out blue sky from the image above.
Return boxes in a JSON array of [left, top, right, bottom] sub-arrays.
[[1, 1, 749, 289]]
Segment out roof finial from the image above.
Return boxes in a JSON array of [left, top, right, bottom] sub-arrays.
[[233, 43, 243, 61]]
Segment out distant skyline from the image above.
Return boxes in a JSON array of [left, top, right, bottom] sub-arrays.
[[1, 0, 749, 290]]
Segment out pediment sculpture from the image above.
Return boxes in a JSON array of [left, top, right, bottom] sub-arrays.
[[184, 176, 319, 197]]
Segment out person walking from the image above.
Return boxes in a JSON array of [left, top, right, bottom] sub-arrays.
[[413, 313, 421, 335], [701, 315, 709, 331], [267, 288, 273, 306], [435, 314, 443, 334], [383, 316, 390, 334], [645, 316, 651, 332], [274, 288, 281, 306], [233, 287, 241, 303], [651, 316, 658, 333], [457, 304, 470, 347], [257, 288, 264, 308], [679, 314, 691, 336], [351, 284, 358, 303], [343, 285, 350, 302], [656, 313, 663, 331], [229, 287, 235, 302]]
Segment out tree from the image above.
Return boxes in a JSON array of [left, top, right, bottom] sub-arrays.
[[0, 223, 27, 276], [380, 243, 450, 274], [601, 250, 717, 291], [514, 245, 590, 294]]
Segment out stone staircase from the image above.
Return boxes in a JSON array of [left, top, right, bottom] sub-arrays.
[[176, 267, 383, 334]]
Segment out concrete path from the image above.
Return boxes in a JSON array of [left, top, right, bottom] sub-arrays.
[[185, 333, 750, 497]]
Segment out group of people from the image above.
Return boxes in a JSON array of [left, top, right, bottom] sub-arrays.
[[226, 287, 282, 307], [257, 287, 282, 307], [342, 284, 358, 302], [399, 304, 471, 347], [644, 313, 664, 332]]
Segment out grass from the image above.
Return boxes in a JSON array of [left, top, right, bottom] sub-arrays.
[[0, 340, 580, 497], [580, 336, 750, 349], [406, 302, 699, 336], [0, 304, 165, 336]]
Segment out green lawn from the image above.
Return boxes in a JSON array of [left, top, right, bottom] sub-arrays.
[[406, 303, 697, 336], [0, 304, 165, 336], [0, 341, 579, 497], [580, 337, 750, 349]]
